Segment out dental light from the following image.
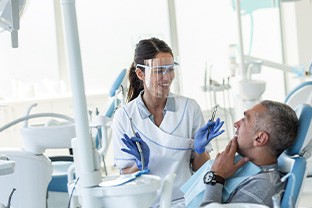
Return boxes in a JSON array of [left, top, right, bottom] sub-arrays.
[[0, 0, 28, 48]]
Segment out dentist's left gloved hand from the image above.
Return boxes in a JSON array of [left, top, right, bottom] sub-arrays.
[[194, 118, 225, 154], [121, 133, 150, 170]]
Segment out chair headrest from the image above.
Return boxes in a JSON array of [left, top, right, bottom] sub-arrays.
[[109, 69, 127, 97], [285, 104, 312, 157]]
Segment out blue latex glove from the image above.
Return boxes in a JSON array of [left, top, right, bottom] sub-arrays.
[[194, 118, 225, 154], [121, 133, 150, 170]]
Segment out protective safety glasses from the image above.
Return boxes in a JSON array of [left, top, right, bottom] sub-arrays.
[[136, 63, 178, 76], [136, 57, 180, 98]]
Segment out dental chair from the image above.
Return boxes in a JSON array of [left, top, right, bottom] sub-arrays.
[[94, 68, 127, 166], [285, 81, 312, 176], [202, 104, 312, 208], [277, 103, 312, 208]]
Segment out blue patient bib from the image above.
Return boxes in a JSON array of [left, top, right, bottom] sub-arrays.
[[180, 154, 261, 207]]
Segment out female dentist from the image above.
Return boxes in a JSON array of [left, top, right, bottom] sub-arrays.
[[112, 37, 224, 205]]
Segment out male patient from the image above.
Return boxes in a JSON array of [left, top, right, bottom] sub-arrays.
[[200, 100, 299, 207]]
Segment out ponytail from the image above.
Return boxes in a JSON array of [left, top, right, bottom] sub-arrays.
[[127, 62, 143, 102]]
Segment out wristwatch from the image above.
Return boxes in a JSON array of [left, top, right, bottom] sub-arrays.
[[203, 171, 225, 186]]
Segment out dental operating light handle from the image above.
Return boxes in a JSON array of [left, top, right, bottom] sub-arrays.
[[61, 0, 101, 207]]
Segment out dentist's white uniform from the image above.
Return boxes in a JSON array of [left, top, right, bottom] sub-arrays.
[[112, 92, 211, 204]]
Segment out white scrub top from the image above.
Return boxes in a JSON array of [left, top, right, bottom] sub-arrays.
[[112, 93, 210, 203]]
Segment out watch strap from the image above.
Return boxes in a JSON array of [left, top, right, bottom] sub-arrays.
[[214, 174, 225, 185]]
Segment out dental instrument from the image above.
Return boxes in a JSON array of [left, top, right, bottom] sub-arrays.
[[99, 169, 150, 187], [207, 104, 219, 139], [129, 118, 144, 171], [194, 105, 224, 154]]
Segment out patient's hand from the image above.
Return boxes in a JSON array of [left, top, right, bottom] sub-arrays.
[[211, 137, 248, 179]]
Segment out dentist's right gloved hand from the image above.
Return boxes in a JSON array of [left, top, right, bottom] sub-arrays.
[[121, 133, 150, 170], [194, 118, 225, 154]]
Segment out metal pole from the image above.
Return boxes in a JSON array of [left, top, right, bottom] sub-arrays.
[[60, 0, 101, 206], [278, 1, 290, 96], [53, 0, 70, 90], [235, 0, 246, 80]]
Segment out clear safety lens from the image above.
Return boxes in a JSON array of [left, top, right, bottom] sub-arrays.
[[137, 63, 177, 75], [137, 57, 179, 98]]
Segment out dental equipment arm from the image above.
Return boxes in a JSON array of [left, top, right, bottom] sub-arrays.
[[244, 55, 293, 74], [121, 133, 150, 171]]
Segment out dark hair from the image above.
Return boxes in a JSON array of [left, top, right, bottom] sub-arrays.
[[127, 37, 173, 102], [254, 100, 299, 157]]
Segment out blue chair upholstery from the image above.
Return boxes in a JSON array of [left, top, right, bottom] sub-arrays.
[[95, 69, 127, 149], [278, 104, 312, 208], [48, 159, 73, 192], [285, 81, 312, 177], [108, 68, 127, 97]]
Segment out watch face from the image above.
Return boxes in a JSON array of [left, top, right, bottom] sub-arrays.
[[204, 171, 214, 184]]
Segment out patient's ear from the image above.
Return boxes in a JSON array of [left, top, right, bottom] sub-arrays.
[[254, 131, 269, 147]]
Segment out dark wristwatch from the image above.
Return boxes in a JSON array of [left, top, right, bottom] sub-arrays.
[[203, 171, 225, 186]]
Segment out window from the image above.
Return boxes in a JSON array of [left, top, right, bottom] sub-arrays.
[[0, 0, 291, 105]]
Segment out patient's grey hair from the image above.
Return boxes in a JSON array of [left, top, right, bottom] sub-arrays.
[[253, 100, 299, 157]]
